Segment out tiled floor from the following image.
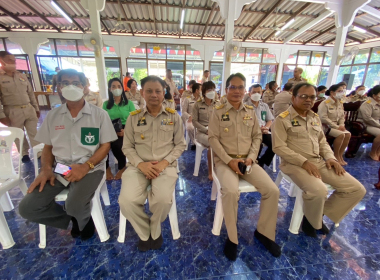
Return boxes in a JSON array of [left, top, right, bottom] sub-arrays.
[[1, 112, 380, 279]]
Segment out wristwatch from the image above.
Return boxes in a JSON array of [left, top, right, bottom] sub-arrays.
[[85, 161, 95, 169]]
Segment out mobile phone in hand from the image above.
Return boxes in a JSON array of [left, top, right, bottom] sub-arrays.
[[54, 163, 71, 176], [238, 162, 247, 174]]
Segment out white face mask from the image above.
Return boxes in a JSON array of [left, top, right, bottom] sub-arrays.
[[61, 85, 84, 102], [318, 93, 325, 98], [112, 88, 123, 97], [205, 91, 215, 100], [335, 92, 345, 99], [357, 90, 365, 96], [250, 93, 261, 102]]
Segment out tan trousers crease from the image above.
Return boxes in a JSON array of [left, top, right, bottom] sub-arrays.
[[119, 165, 178, 240], [215, 159, 279, 244], [280, 159, 366, 229]]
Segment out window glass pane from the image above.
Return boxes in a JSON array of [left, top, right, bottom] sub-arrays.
[[167, 44, 185, 60], [311, 52, 324, 65], [129, 44, 147, 59], [60, 57, 98, 91], [56, 39, 78, 56], [370, 47, 380, 63], [77, 40, 94, 56], [281, 65, 296, 88], [354, 49, 369, 64], [15, 55, 29, 72], [105, 59, 121, 82], [323, 54, 331, 66], [0, 39, 4, 51], [262, 49, 276, 63], [37, 39, 55, 55], [148, 60, 166, 79], [365, 64, 380, 88], [232, 48, 245, 62], [186, 46, 202, 60], [246, 48, 262, 63], [127, 59, 147, 87], [301, 65, 321, 85], [4, 39, 25, 54], [231, 63, 260, 91], [186, 61, 204, 83], [341, 54, 353, 65], [297, 51, 311, 64], [351, 65, 366, 89], [212, 50, 224, 61], [336, 66, 351, 84], [147, 44, 166, 59], [318, 67, 329, 86], [210, 62, 223, 93], [37, 56, 59, 91], [260, 65, 277, 87], [286, 53, 297, 64], [167, 61, 185, 90]]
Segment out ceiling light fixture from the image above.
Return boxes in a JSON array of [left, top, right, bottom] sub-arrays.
[[51, 1, 72, 23], [281, 19, 295, 31], [353, 26, 366, 33], [180, 9, 185, 29]]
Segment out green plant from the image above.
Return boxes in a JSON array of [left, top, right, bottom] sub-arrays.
[[133, 68, 148, 85]]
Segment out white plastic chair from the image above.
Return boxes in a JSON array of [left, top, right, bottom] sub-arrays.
[[193, 129, 207, 176], [118, 188, 180, 243], [32, 144, 111, 248], [0, 127, 28, 249], [184, 124, 190, 151], [275, 170, 338, 234], [210, 149, 258, 236]]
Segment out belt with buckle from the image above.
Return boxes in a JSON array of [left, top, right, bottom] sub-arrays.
[[5, 104, 30, 109], [228, 154, 248, 159]]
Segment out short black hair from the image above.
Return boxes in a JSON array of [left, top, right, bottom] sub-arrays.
[[166, 69, 172, 73], [317, 85, 327, 92], [249, 84, 262, 91], [107, 78, 128, 109], [192, 83, 201, 94], [188, 80, 196, 87], [0, 51, 12, 59], [268, 81, 277, 90], [226, 73, 245, 88], [127, 78, 136, 89], [141, 75, 166, 90], [202, 81, 216, 96], [204, 70, 209, 73], [57, 69, 86, 86], [126, 72, 130, 76], [284, 83, 293, 91], [325, 84, 343, 96], [368, 85, 380, 97], [292, 82, 317, 97], [356, 85, 365, 90], [337, 81, 347, 87]]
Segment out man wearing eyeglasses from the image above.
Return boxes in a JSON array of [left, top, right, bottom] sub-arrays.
[[272, 82, 366, 238], [19, 69, 117, 241], [209, 73, 281, 261]]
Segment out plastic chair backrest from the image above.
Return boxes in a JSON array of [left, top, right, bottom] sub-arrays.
[[210, 148, 221, 186], [0, 127, 24, 180]]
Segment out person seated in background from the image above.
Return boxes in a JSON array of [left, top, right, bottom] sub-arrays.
[[119, 76, 186, 251], [316, 85, 327, 102], [318, 84, 351, 166], [272, 82, 365, 238], [209, 73, 281, 260], [83, 78, 103, 108], [182, 83, 202, 150], [201, 70, 210, 83], [274, 83, 293, 118], [162, 83, 176, 110], [103, 78, 136, 180], [19, 69, 117, 240], [192, 81, 219, 180], [347, 85, 367, 103], [245, 84, 275, 168], [181, 79, 196, 103], [165, 69, 180, 99], [262, 81, 278, 109], [243, 86, 252, 103], [287, 67, 307, 86], [125, 78, 145, 109], [357, 86, 380, 161], [123, 72, 131, 92]]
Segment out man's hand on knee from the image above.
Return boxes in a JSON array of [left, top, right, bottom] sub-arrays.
[[64, 164, 90, 182], [302, 160, 321, 178], [28, 169, 55, 193], [138, 161, 160, 179], [326, 158, 346, 176]]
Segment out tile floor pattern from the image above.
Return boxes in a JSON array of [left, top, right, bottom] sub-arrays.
[[1, 111, 380, 279]]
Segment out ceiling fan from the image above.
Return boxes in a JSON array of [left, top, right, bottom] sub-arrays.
[[113, 13, 131, 26]]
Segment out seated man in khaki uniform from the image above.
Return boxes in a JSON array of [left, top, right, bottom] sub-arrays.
[[19, 69, 117, 240], [209, 73, 281, 260], [274, 83, 293, 118], [83, 78, 103, 108], [180, 80, 196, 105], [272, 82, 366, 238], [262, 81, 278, 109], [119, 76, 186, 251]]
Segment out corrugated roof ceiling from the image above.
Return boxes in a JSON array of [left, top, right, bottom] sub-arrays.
[[0, 0, 379, 45]]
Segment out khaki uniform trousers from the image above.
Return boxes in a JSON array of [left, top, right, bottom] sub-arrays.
[[215, 158, 280, 244], [195, 131, 209, 147], [280, 158, 366, 229], [184, 119, 195, 144], [119, 165, 178, 240], [4, 105, 39, 156]]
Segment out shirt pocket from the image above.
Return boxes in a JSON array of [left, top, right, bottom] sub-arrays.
[[242, 119, 254, 137], [199, 108, 208, 122], [0, 81, 15, 96], [289, 126, 308, 141], [311, 126, 322, 140], [159, 125, 174, 141], [134, 126, 150, 143], [219, 121, 233, 136]]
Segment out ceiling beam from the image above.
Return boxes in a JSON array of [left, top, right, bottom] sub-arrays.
[[106, 1, 217, 11], [52, 1, 85, 33], [243, 0, 286, 42], [360, 5, 380, 19], [201, 2, 217, 39], [179, 0, 187, 38], [263, 2, 311, 42], [101, 18, 111, 35], [0, 6, 36, 31], [352, 22, 380, 38], [303, 24, 335, 44], [149, 0, 158, 36], [0, 23, 11, 31], [346, 34, 362, 44], [19, 0, 61, 32], [117, 0, 134, 36], [323, 37, 336, 46]]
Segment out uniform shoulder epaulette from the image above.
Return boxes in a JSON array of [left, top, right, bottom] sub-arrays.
[[187, 96, 191, 99], [314, 112, 319, 117], [197, 98, 202, 102], [366, 99, 371, 104], [168, 99, 174, 102], [130, 109, 141, 116], [215, 103, 225, 110], [244, 104, 253, 109], [340, 100, 344, 104], [279, 111, 289, 118], [94, 91, 99, 95], [165, 107, 176, 114], [325, 99, 331, 104]]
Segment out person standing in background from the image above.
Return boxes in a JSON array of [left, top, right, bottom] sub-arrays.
[[287, 67, 307, 87], [201, 70, 210, 84], [52, 67, 60, 93], [274, 83, 293, 118], [165, 69, 180, 99], [123, 72, 131, 92], [83, 78, 103, 108]]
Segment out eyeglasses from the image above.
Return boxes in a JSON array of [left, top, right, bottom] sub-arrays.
[[297, 94, 316, 100], [227, 85, 245, 92], [58, 81, 83, 88]]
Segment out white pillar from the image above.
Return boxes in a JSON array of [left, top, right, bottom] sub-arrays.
[[221, 0, 235, 91]]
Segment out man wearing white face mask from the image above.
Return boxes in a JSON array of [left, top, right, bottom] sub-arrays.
[[19, 69, 117, 241], [348, 85, 367, 103], [245, 84, 275, 168], [0, 51, 40, 163]]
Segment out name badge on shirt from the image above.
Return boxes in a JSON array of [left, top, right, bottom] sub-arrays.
[[291, 119, 301, 127], [81, 127, 99, 146], [261, 111, 266, 121], [221, 112, 230, 121], [19, 77, 26, 82]]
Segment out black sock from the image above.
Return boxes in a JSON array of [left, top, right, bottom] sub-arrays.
[[70, 217, 80, 238], [302, 216, 317, 238], [254, 230, 281, 257], [223, 238, 238, 261], [80, 217, 95, 240]]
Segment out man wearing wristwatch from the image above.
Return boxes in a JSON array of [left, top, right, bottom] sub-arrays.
[[19, 69, 117, 241]]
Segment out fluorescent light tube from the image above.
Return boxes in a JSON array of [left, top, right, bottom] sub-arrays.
[[281, 19, 295, 30], [51, 1, 72, 23], [275, 31, 281, 37], [353, 26, 366, 33], [180, 9, 185, 29]]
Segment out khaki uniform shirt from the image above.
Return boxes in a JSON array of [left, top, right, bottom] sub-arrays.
[[348, 94, 368, 103], [201, 76, 209, 84], [245, 99, 274, 128], [317, 97, 345, 129], [181, 95, 200, 121], [272, 106, 336, 167], [35, 101, 117, 172], [358, 97, 380, 128], [192, 98, 219, 134], [316, 96, 326, 102], [220, 95, 227, 104], [181, 90, 192, 104], [0, 71, 39, 119], [262, 89, 277, 109], [208, 102, 262, 165], [122, 106, 186, 168], [274, 91, 293, 118], [84, 90, 103, 108], [162, 99, 176, 110], [126, 90, 145, 109], [287, 77, 308, 87], [165, 78, 179, 97]]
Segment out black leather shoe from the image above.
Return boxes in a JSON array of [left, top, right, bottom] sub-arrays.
[[254, 230, 281, 257], [138, 236, 151, 252], [224, 238, 238, 261], [191, 145, 196, 151], [317, 221, 330, 235], [80, 217, 95, 240], [70, 217, 80, 238], [301, 216, 317, 238], [151, 234, 163, 250], [22, 155, 31, 163]]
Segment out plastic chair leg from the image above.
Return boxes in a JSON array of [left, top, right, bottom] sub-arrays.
[[289, 185, 304, 234], [211, 190, 224, 236], [272, 155, 277, 173], [274, 171, 283, 187], [91, 192, 110, 242], [185, 130, 190, 151], [0, 208, 15, 249], [211, 181, 217, 201], [288, 183, 297, 197], [193, 146, 204, 176], [176, 159, 180, 173], [0, 192, 14, 212], [100, 182, 110, 206], [169, 191, 180, 240], [117, 210, 127, 243], [38, 224, 46, 249], [19, 179, 28, 196]]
